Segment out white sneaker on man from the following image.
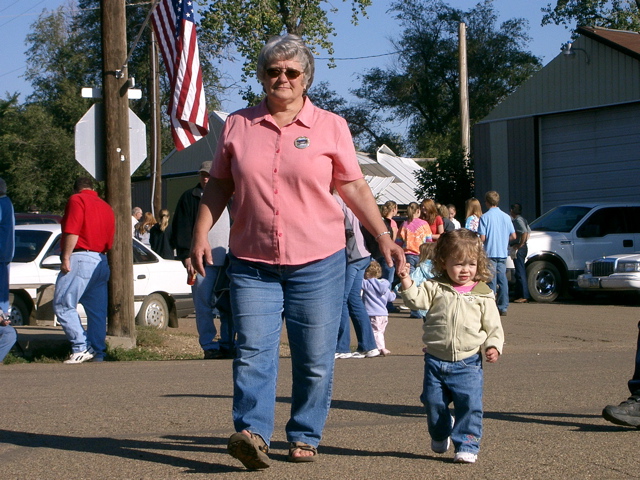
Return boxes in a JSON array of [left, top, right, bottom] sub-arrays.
[[453, 452, 477, 463], [334, 352, 353, 359], [64, 348, 95, 364]]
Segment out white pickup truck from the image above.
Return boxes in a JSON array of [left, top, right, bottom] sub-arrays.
[[521, 203, 640, 302]]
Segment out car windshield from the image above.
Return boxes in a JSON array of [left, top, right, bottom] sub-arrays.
[[13, 230, 53, 262], [530, 206, 592, 233]]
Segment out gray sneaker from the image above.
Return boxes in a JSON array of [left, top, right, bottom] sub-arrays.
[[602, 395, 640, 427]]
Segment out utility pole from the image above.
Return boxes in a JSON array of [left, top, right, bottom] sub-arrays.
[[459, 22, 471, 160], [150, 28, 162, 217], [102, 0, 136, 342]]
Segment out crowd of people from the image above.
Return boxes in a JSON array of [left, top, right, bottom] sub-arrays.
[[2, 32, 639, 473]]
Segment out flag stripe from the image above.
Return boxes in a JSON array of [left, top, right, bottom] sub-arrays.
[[151, 0, 208, 151]]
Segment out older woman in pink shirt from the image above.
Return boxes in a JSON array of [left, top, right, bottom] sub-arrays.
[[191, 35, 405, 470]]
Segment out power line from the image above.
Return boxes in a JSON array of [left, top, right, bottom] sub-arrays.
[[316, 50, 403, 61]]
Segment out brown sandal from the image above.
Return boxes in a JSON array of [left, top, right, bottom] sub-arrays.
[[227, 431, 270, 469], [287, 441, 318, 463]]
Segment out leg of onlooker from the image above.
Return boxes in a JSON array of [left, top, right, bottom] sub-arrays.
[[53, 253, 97, 353], [346, 256, 377, 352], [79, 254, 110, 360], [193, 264, 219, 352], [0, 324, 17, 362]]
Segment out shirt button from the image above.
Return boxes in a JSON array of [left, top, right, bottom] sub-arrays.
[[274, 168, 278, 173], [275, 210, 279, 215], [274, 189, 278, 194], [278, 233, 283, 237]]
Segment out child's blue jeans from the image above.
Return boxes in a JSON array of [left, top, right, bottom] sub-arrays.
[[420, 352, 484, 455]]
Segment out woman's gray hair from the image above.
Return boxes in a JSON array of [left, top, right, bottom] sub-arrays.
[[0, 178, 6, 196], [257, 34, 315, 91]]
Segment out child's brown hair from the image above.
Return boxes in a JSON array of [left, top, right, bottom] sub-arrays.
[[418, 241, 436, 263], [365, 260, 382, 279], [432, 229, 492, 282]]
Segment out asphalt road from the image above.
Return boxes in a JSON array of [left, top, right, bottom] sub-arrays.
[[2, 299, 639, 479]]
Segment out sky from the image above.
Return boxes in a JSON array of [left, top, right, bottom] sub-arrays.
[[0, 0, 574, 124]]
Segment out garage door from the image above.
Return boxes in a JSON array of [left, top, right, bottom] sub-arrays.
[[539, 103, 640, 212]]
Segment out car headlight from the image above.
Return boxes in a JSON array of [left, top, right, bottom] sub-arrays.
[[616, 262, 640, 273], [584, 261, 592, 274]]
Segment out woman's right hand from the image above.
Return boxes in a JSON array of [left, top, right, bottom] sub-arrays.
[[190, 237, 213, 277]]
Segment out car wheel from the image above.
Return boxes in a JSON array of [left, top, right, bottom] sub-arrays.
[[527, 261, 562, 303], [8, 293, 30, 326], [136, 293, 169, 329]]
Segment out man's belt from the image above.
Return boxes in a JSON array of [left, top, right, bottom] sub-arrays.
[[73, 248, 107, 254]]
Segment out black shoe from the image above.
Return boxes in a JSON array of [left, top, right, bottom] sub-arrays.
[[602, 395, 640, 427], [204, 348, 234, 360], [499, 310, 507, 316]]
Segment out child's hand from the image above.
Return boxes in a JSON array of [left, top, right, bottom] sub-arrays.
[[397, 263, 411, 279], [485, 347, 499, 363]]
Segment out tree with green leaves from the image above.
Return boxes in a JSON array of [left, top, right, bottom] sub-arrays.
[[542, 0, 640, 32], [0, 95, 83, 213], [308, 82, 405, 153], [352, 0, 541, 206], [198, 0, 372, 103]]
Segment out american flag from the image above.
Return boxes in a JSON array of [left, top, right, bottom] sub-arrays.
[[151, 0, 209, 150]]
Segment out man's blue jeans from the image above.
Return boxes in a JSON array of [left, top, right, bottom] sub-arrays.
[[193, 263, 233, 351], [336, 255, 377, 353], [53, 252, 110, 359], [487, 258, 509, 312], [0, 324, 17, 362], [0, 262, 9, 314], [629, 321, 640, 396], [227, 249, 345, 448], [421, 353, 484, 455], [513, 246, 530, 300]]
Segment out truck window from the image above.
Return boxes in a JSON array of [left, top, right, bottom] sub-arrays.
[[576, 208, 628, 238]]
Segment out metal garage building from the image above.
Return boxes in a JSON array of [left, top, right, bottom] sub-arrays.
[[474, 26, 640, 221]]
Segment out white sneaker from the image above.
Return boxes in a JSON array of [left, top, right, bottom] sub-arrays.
[[364, 348, 380, 358], [453, 452, 477, 463], [350, 351, 365, 359], [334, 352, 353, 359], [431, 437, 450, 454], [64, 349, 95, 364]]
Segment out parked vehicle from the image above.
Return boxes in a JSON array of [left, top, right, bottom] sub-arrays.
[[577, 253, 640, 292], [9, 224, 193, 328], [523, 203, 640, 302], [14, 213, 62, 225]]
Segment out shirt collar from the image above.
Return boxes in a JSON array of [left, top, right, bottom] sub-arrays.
[[252, 97, 314, 129]]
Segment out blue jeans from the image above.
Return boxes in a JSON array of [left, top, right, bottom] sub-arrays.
[[336, 255, 377, 353], [0, 324, 17, 362], [227, 249, 345, 447], [513, 246, 530, 300], [629, 321, 640, 396], [406, 254, 420, 273], [53, 252, 110, 359], [421, 353, 484, 455], [488, 258, 509, 312], [193, 263, 233, 351], [0, 262, 9, 314]]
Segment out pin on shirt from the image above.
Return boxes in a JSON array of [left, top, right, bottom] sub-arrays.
[[294, 136, 310, 149]]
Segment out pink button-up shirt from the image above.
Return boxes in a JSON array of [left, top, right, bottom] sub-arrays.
[[211, 98, 363, 265]]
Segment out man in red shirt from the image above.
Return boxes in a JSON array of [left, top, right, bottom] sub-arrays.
[[53, 177, 115, 364]]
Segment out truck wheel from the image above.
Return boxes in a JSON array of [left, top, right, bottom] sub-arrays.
[[8, 293, 30, 326], [527, 261, 561, 303]]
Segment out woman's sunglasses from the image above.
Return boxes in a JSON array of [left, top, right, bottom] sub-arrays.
[[265, 68, 303, 80]]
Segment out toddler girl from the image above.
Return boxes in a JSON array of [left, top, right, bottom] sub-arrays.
[[398, 228, 504, 464], [362, 260, 396, 356]]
